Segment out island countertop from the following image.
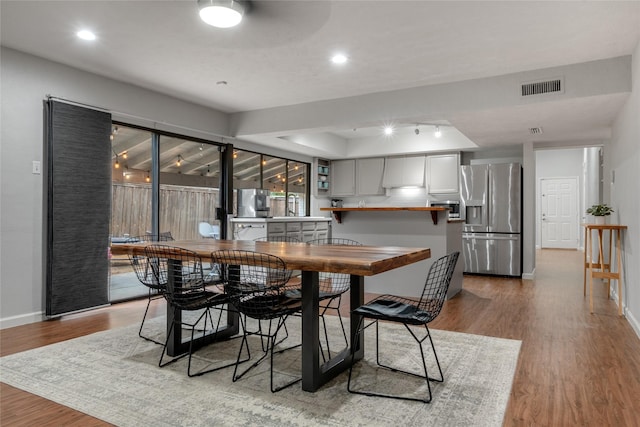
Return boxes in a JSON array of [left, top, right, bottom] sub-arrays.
[[320, 206, 448, 224]]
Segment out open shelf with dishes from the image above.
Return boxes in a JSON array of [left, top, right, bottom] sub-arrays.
[[315, 158, 330, 196]]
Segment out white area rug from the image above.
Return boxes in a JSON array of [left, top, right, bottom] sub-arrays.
[[1, 315, 520, 426]]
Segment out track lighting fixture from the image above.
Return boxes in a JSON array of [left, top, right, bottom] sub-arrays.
[[415, 126, 420, 135], [176, 155, 182, 167], [435, 126, 442, 138]]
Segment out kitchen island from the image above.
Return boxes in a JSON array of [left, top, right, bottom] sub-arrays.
[[320, 207, 463, 299], [230, 216, 332, 242]]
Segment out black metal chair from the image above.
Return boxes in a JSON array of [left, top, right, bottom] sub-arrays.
[[211, 249, 303, 393], [253, 236, 301, 243], [144, 244, 236, 377], [304, 238, 363, 361], [347, 251, 460, 403], [126, 233, 174, 345]]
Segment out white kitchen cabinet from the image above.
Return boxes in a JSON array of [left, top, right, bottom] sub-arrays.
[[356, 158, 385, 195], [382, 155, 425, 188], [426, 153, 460, 194], [331, 159, 356, 196]]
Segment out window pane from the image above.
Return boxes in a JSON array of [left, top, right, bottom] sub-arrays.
[[287, 161, 307, 216], [159, 136, 221, 240], [110, 125, 153, 302], [261, 156, 286, 216], [111, 125, 153, 238]]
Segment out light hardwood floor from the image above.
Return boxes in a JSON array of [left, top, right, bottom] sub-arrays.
[[2, 249, 639, 426]]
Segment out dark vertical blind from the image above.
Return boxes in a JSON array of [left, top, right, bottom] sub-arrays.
[[45, 100, 112, 316]]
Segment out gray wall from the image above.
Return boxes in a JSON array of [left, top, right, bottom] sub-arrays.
[[2, 44, 639, 336], [608, 40, 640, 336], [0, 48, 308, 328]]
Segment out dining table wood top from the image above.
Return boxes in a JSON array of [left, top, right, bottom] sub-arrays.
[[110, 239, 431, 277]]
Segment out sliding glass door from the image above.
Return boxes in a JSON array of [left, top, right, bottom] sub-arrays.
[[110, 125, 153, 302]]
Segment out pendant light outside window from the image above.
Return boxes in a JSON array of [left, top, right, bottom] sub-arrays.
[[198, 0, 245, 28]]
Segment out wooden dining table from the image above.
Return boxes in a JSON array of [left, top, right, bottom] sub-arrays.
[[111, 239, 431, 392]]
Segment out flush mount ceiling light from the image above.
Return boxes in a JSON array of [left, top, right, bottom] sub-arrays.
[[76, 30, 96, 41], [198, 0, 245, 28], [331, 53, 348, 65]]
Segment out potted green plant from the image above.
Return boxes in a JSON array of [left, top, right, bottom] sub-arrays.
[[586, 204, 614, 224]]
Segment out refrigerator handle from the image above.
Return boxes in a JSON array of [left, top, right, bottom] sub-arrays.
[[463, 234, 520, 241]]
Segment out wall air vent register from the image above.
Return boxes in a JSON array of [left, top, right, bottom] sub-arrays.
[[521, 77, 563, 97]]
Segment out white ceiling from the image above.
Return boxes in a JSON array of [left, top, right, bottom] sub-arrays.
[[2, 1, 639, 157]]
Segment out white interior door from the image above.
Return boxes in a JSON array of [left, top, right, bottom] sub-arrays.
[[540, 177, 579, 248]]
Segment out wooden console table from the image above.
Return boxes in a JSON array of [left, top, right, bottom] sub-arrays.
[[583, 223, 627, 316]]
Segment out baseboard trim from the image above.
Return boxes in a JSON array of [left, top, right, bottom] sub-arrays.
[[610, 286, 640, 339], [522, 268, 535, 280], [626, 310, 640, 340], [1, 311, 44, 330]]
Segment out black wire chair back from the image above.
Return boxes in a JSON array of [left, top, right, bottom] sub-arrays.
[[143, 244, 235, 377], [253, 236, 301, 243], [212, 250, 295, 320], [211, 249, 302, 392], [126, 234, 174, 289], [144, 245, 209, 309], [415, 251, 460, 322], [303, 237, 363, 361], [307, 237, 362, 246], [306, 238, 362, 295], [124, 236, 176, 344]]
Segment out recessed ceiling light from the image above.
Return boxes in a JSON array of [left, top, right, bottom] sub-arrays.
[[331, 54, 348, 65], [384, 126, 394, 136], [76, 30, 96, 41]]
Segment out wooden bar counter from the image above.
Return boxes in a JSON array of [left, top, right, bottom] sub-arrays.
[[321, 206, 448, 224]]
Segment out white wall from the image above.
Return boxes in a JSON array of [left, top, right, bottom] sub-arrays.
[[0, 48, 309, 328], [535, 148, 585, 247], [609, 40, 640, 336]]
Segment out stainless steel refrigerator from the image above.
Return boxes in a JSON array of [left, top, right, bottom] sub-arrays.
[[461, 163, 522, 276]]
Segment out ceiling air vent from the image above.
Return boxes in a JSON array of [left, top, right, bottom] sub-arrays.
[[529, 127, 543, 135], [521, 78, 563, 97]]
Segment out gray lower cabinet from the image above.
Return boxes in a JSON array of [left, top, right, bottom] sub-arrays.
[[232, 218, 331, 242]]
